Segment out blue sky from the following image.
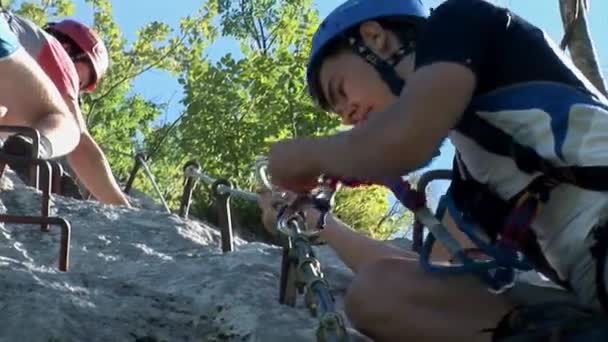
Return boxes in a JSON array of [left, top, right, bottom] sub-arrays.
[[29, 0, 608, 202]]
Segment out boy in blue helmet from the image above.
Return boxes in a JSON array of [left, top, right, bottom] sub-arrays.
[[258, 0, 608, 340]]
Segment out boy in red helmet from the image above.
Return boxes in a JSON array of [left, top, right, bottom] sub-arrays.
[[1, 9, 129, 206]]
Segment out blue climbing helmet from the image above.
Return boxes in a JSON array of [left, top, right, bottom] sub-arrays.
[[306, 0, 429, 109]]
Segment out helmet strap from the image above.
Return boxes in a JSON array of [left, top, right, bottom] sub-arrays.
[[347, 36, 415, 96]]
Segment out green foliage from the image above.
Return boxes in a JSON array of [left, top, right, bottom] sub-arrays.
[[11, 0, 75, 25], [334, 186, 411, 239]]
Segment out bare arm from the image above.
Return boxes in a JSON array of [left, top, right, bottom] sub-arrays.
[[310, 209, 476, 272], [257, 189, 476, 273], [258, 190, 415, 273], [67, 132, 130, 206], [47, 68, 130, 207], [318, 214, 417, 273], [312, 62, 476, 182]]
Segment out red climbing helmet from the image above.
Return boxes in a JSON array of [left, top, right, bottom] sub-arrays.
[[48, 19, 109, 92]]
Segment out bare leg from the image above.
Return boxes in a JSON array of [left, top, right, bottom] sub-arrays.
[[345, 257, 513, 342], [31, 110, 79, 157], [0, 49, 79, 157]]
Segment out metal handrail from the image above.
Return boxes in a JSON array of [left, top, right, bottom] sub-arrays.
[[184, 166, 257, 202]]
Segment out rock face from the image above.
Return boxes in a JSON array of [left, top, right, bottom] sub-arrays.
[[0, 171, 367, 342], [0, 169, 572, 342]]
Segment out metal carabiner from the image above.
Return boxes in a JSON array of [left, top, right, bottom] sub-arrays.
[[277, 210, 305, 237], [254, 155, 289, 203], [253, 155, 273, 190]]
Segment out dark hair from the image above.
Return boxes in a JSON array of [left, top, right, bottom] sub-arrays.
[[313, 16, 425, 110], [44, 24, 87, 61], [44, 23, 95, 90]]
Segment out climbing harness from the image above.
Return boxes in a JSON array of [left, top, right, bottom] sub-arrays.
[[339, 168, 608, 339], [422, 182, 530, 292], [335, 173, 529, 293], [254, 156, 349, 342], [451, 83, 608, 306]]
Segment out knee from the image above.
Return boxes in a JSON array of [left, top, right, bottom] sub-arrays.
[[345, 257, 416, 330]]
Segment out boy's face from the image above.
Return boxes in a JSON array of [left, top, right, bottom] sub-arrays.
[[317, 21, 415, 126], [318, 49, 398, 126], [74, 60, 94, 92]]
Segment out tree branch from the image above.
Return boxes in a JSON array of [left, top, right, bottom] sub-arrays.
[[374, 201, 401, 232], [86, 33, 189, 127], [558, 0, 607, 95], [146, 109, 188, 162], [239, 0, 263, 51], [256, 18, 268, 54]]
